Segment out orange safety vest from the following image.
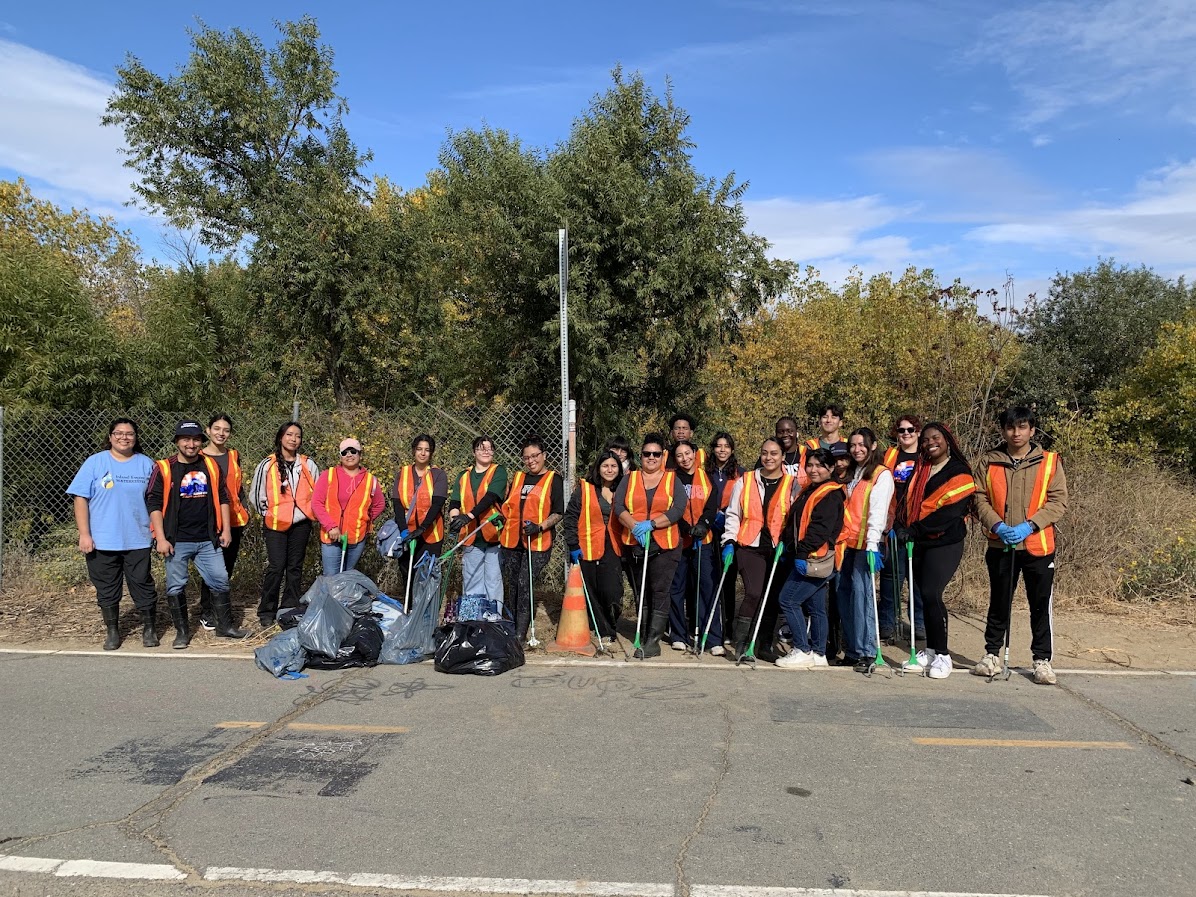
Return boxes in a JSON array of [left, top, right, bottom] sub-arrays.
[[156, 456, 223, 534], [500, 470, 557, 551], [458, 465, 503, 543], [224, 449, 250, 527], [883, 446, 899, 470], [397, 464, 445, 543], [318, 467, 379, 545], [717, 470, 739, 510], [680, 468, 715, 546], [577, 481, 624, 561], [263, 454, 316, 532], [736, 472, 796, 547], [838, 469, 882, 551], [794, 481, 844, 561], [906, 471, 976, 524], [619, 470, 680, 550], [804, 437, 821, 451], [984, 452, 1059, 556]]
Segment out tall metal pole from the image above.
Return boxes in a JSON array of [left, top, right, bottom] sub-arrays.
[[0, 406, 5, 589], [558, 228, 571, 494]]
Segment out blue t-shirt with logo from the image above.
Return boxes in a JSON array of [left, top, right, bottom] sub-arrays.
[[66, 451, 154, 551]]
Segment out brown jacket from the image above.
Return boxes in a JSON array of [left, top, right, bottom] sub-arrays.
[[973, 444, 1068, 544]]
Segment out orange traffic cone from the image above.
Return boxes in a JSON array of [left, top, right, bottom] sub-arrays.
[[548, 565, 597, 656]]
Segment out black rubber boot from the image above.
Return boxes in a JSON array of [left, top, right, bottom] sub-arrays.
[[640, 611, 669, 659], [198, 581, 215, 631], [166, 592, 190, 649], [141, 603, 160, 648], [211, 591, 248, 640], [100, 604, 121, 651], [728, 616, 752, 661]]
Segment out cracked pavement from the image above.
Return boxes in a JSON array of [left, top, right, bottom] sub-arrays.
[[1, 650, 1194, 896]]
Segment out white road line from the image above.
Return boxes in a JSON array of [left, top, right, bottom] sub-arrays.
[[693, 887, 1051, 897], [0, 854, 62, 873], [54, 859, 187, 880]]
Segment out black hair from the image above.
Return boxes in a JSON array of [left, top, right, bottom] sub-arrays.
[[586, 451, 625, 491], [273, 421, 303, 491], [471, 435, 494, 453], [641, 432, 668, 452], [669, 413, 696, 431], [411, 433, 436, 455], [847, 427, 883, 482], [102, 418, 142, 454], [603, 435, 636, 470], [817, 403, 845, 420], [520, 435, 546, 454], [208, 413, 233, 430], [997, 406, 1038, 431], [806, 447, 836, 470], [775, 416, 798, 431], [706, 431, 740, 476], [919, 421, 969, 463]]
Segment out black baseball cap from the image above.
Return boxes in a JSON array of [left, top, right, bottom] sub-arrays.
[[173, 419, 205, 442]]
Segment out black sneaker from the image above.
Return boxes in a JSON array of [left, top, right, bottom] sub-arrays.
[[853, 656, 874, 674], [879, 628, 895, 643], [199, 616, 216, 632]]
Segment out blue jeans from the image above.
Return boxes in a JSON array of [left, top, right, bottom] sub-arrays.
[[837, 548, 878, 659], [165, 541, 229, 595], [878, 532, 924, 635], [778, 571, 832, 656], [669, 542, 718, 647], [320, 540, 366, 576], [462, 542, 504, 608]]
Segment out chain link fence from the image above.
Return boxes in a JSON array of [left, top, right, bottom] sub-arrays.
[[0, 402, 567, 595]]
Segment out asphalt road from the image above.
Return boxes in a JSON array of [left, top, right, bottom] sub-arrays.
[[1, 649, 1193, 897]]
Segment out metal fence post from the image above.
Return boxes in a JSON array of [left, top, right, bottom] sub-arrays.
[[0, 406, 5, 589]]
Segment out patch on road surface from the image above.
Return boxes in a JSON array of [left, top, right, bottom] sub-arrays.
[[205, 730, 398, 797], [770, 695, 1051, 732], [74, 729, 245, 786], [510, 671, 708, 701]]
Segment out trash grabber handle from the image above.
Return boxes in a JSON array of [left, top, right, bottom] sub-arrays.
[[403, 538, 416, 614], [745, 542, 784, 660], [700, 551, 733, 655], [633, 543, 650, 652]]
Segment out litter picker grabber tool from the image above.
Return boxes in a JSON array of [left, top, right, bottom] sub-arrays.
[[632, 544, 651, 659], [338, 535, 348, 573], [990, 546, 1017, 683], [738, 542, 784, 669], [865, 552, 893, 679], [576, 562, 611, 657], [439, 511, 501, 562], [402, 539, 416, 614], [699, 548, 734, 657], [901, 539, 923, 673], [526, 536, 540, 648], [689, 546, 703, 656]]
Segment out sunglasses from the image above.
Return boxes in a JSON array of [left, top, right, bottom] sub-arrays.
[[641, 450, 664, 458], [896, 427, 917, 435], [340, 447, 360, 456]]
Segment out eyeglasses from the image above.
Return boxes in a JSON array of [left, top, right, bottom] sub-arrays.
[[896, 427, 917, 435], [522, 450, 544, 462], [111, 432, 136, 439], [641, 450, 664, 458], [340, 448, 360, 456]]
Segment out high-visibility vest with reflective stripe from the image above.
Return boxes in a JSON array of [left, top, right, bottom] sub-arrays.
[[838, 469, 880, 551], [984, 452, 1058, 556], [156, 456, 223, 534], [397, 464, 445, 543], [795, 481, 843, 562], [906, 472, 976, 524], [681, 468, 715, 546], [737, 473, 796, 547], [716, 470, 739, 510], [805, 437, 820, 451], [263, 454, 316, 532], [883, 447, 899, 470], [500, 470, 557, 551], [318, 467, 378, 545], [224, 449, 249, 527], [458, 465, 503, 543], [619, 471, 679, 550], [577, 481, 623, 561]]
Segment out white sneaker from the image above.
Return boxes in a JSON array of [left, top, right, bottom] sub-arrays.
[[671, 640, 687, 651], [903, 648, 931, 672], [928, 652, 953, 679], [813, 653, 829, 667], [1033, 658, 1057, 685], [972, 653, 1002, 677], [709, 645, 725, 657], [775, 649, 816, 669]]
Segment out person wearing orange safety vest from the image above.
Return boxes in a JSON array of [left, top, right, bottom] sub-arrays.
[[250, 421, 320, 627], [562, 450, 626, 641], [197, 414, 250, 632], [665, 413, 707, 470], [806, 403, 846, 452], [312, 437, 385, 576], [766, 417, 809, 484], [446, 436, 509, 608], [706, 432, 743, 646], [971, 406, 1069, 686], [389, 434, 449, 583], [614, 433, 687, 658], [878, 413, 924, 642], [146, 419, 244, 648], [772, 448, 846, 668], [834, 428, 895, 673], [722, 438, 801, 661], [668, 441, 721, 653], [498, 436, 565, 644], [890, 421, 976, 680]]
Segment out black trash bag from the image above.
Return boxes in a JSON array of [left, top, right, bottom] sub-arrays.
[[276, 606, 305, 630], [434, 620, 525, 676], [305, 617, 385, 670]]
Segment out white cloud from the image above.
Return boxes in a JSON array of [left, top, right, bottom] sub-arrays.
[[980, 0, 1196, 127], [0, 38, 139, 213]]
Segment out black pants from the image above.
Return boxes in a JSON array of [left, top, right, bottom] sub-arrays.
[[500, 546, 551, 642], [622, 546, 681, 637], [86, 548, 156, 612], [825, 571, 843, 659], [984, 548, 1056, 661], [259, 519, 312, 620], [395, 539, 444, 600], [581, 553, 624, 638], [200, 525, 244, 615], [913, 539, 966, 655], [736, 546, 789, 646]]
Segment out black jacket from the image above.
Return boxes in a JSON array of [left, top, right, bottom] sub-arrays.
[[781, 484, 845, 560]]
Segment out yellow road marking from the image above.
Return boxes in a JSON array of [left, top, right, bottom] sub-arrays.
[[216, 721, 409, 734], [913, 737, 1133, 749]]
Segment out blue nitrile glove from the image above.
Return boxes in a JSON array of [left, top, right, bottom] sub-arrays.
[[721, 543, 734, 567], [1005, 521, 1035, 544], [992, 522, 1015, 542], [397, 528, 410, 544], [714, 511, 726, 530], [794, 559, 808, 576], [570, 548, 582, 565], [867, 549, 883, 572], [631, 520, 653, 548]]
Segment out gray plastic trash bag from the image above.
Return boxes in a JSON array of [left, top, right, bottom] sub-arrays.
[[297, 588, 355, 658], [254, 629, 307, 678], [379, 553, 442, 664], [300, 571, 378, 616]]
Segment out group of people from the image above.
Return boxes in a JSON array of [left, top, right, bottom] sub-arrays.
[[69, 404, 1067, 684]]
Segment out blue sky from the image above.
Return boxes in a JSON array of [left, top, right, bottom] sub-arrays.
[[2, 0, 1194, 300]]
